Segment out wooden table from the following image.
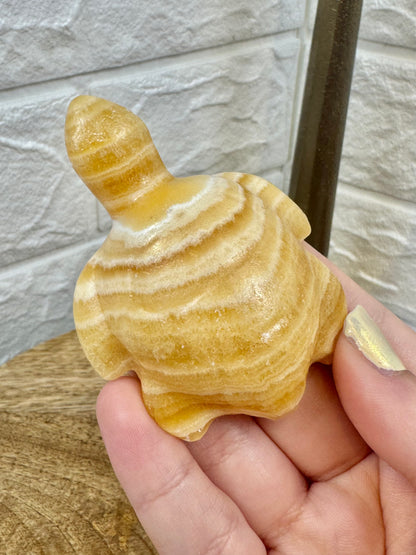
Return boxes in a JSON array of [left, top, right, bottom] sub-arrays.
[[0, 331, 157, 554]]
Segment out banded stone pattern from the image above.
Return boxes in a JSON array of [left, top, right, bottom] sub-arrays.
[[67, 96, 347, 441]]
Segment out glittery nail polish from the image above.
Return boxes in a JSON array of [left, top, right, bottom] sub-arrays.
[[344, 305, 406, 374]]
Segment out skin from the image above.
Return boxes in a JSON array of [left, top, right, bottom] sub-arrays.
[[96, 250, 416, 554]]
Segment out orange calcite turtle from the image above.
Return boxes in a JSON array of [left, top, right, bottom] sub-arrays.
[[66, 95, 347, 440]]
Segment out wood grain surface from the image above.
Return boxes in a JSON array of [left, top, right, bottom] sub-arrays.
[[0, 331, 157, 554]]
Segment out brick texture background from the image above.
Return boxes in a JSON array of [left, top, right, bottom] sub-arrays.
[[1, 0, 415, 363]]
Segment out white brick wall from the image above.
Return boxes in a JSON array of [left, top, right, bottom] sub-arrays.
[[329, 2, 416, 329], [1, 1, 415, 363]]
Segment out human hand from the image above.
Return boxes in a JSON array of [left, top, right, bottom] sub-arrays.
[[96, 253, 416, 554]]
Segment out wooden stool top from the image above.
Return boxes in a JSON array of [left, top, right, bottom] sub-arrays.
[[0, 331, 157, 554]]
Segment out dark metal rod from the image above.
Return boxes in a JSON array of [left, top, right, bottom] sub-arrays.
[[288, 0, 363, 255]]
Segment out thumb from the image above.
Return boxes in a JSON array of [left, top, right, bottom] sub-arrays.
[[334, 305, 416, 486]]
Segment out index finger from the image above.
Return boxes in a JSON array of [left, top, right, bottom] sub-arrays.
[[320, 246, 416, 486]]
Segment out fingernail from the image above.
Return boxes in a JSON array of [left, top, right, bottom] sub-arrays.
[[344, 305, 406, 374]]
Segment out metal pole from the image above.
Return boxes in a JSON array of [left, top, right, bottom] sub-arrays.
[[288, 0, 363, 255]]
